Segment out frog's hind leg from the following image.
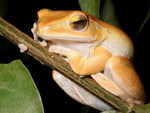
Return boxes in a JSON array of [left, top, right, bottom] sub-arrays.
[[91, 56, 145, 105], [91, 72, 127, 98], [52, 70, 112, 111]]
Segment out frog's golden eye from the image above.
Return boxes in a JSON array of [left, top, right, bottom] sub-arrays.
[[69, 14, 88, 32]]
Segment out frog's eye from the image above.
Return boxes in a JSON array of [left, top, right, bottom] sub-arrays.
[[69, 14, 88, 32]]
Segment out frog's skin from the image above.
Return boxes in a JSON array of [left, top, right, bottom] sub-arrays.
[[32, 9, 146, 111]]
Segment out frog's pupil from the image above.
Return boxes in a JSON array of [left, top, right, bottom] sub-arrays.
[[74, 19, 85, 24], [73, 20, 86, 29], [70, 15, 88, 31]]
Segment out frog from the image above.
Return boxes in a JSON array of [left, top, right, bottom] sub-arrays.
[[31, 9, 146, 111]]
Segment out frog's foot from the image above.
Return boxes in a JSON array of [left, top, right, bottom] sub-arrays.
[[38, 40, 47, 46], [91, 56, 145, 105], [48, 45, 75, 56], [31, 23, 47, 47], [91, 73, 128, 98], [48, 45, 64, 53], [31, 23, 39, 41], [52, 70, 112, 111]]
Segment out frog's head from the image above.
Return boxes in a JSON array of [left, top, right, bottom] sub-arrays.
[[33, 9, 104, 43]]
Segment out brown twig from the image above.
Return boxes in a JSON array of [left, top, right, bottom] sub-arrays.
[[0, 17, 147, 113]]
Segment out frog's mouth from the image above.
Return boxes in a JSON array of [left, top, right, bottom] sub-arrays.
[[39, 35, 96, 43]]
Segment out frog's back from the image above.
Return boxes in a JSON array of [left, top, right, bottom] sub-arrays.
[[101, 33, 134, 60], [98, 20, 134, 60]]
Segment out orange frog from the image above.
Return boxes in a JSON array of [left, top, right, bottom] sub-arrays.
[[31, 9, 145, 111]]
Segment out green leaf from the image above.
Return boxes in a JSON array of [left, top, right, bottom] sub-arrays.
[[0, 0, 7, 17], [0, 60, 44, 113], [136, 7, 150, 37], [80, 105, 90, 113], [138, 103, 150, 113], [101, 0, 120, 27], [78, 0, 100, 18]]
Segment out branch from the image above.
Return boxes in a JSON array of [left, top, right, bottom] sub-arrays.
[[0, 17, 145, 112]]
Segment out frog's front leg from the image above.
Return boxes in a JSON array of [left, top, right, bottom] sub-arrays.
[[49, 45, 112, 75], [48, 45, 75, 57], [31, 23, 47, 47], [91, 56, 146, 105]]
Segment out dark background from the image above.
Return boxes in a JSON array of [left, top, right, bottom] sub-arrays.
[[0, 0, 149, 112]]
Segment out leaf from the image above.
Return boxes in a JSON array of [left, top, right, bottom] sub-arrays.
[[78, 0, 100, 18], [138, 103, 150, 113], [0, 60, 44, 113], [80, 105, 90, 113], [136, 7, 150, 36], [101, 0, 120, 27], [0, 0, 7, 17]]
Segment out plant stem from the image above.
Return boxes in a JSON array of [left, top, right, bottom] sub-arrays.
[[0, 17, 146, 113]]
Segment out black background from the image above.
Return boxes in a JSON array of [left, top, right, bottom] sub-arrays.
[[0, 0, 150, 112]]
